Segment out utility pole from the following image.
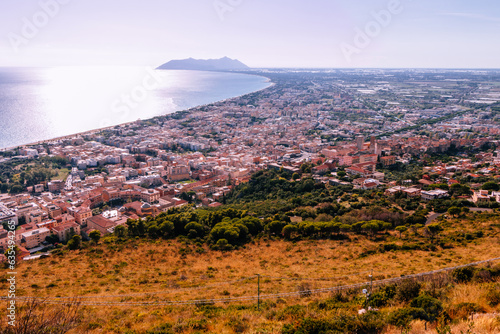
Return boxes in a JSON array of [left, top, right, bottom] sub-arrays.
[[366, 270, 373, 309], [369, 270, 373, 295], [257, 274, 261, 310]]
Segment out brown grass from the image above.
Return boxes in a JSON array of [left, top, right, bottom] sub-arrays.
[[1, 226, 499, 333]]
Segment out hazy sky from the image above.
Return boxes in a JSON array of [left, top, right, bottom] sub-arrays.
[[0, 0, 499, 68]]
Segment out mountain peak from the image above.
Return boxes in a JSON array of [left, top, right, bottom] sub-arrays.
[[157, 57, 250, 71]]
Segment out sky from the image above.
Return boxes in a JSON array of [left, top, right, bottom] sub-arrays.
[[0, 0, 499, 68]]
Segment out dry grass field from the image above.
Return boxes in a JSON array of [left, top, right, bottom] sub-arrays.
[[1, 215, 500, 333]]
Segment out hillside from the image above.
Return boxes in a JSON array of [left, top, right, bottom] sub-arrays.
[[156, 57, 250, 71], [2, 170, 500, 333], [1, 220, 500, 333]]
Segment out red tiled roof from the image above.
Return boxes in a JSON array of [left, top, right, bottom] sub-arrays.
[[87, 215, 116, 229]]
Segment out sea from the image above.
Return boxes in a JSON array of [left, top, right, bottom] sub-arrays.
[[0, 67, 271, 149]]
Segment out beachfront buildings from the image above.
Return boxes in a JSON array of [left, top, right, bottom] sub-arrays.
[[1, 69, 500, 257]]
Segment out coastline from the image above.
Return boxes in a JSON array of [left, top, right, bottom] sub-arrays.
[[0, 71, 273, 152]]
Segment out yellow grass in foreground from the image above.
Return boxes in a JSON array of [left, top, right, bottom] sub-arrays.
[[1, 234, 499, 333]]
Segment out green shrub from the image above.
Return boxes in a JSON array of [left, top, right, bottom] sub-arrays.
[[369, 291, 390, 307], [280, 317, 338, 334], [473, 269, 495, 282], [226, 316, 249, 333], [145, 323, 174, 334], [355, 312, 387, 334], [381, 243, 400, 252], [86, 321, 104, 330], [280, 312, 386, 334], [396, 279, 421, 302], [380, 284, 397, 300], [485, 286, 500, 307], [276, 305, 307, 321], [176, 318, 208, 331], [213, 238, 232, 251], [195, 304, 223, 318], [450, 267, 475, 283], [448, 302, 485, 319], [410, 294, 443, 322], [388, 307, 427, 329], [315, 293, 351, 310]]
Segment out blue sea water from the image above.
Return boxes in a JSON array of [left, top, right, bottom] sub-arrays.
[[0, 67, 271, 149]]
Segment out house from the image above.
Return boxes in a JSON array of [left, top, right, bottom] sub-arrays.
[[362, 180, 379, 190], [312, 164, 331, 175], [471, 190, 500, 204], [69, 206, 92, 227], [102, 188, 121, 202], [141, 189, 161, 203], [21, 227, 50, 249], [385, 186, 406, 196], [52, 222, 81, 243], [0, 228, 22, 252], [55, 213, 76, 225], [380, 156, 396, 166], [87, 215, 118, 235], [421, 189, 449, 201], [354, 162, 377, 173], [46, 204, 62, 218], [418, 178, 434, 186], [472, 190, 490, 203], [47, 180, 64, 193], [403, 187, 421, 198], [166, 165, 190, 181], [346, 166, 371, 177], [0, 203, 18, 226]]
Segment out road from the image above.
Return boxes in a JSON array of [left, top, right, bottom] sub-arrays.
[[426, 207, 493, 225]]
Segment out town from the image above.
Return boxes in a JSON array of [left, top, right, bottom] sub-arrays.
[[1, 68, 500, 259]]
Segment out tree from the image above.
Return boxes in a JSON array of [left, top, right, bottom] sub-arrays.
[[300, 163, 312, 174], [265, 220, 287, 235], [450, 183, 471, 196], [340, 224, 351, 234], [210, 220, 248, 246], [18, 215, 26, 226], [405, 213, 427, 225], [185, 221, 205, 239], [89, 230, 101, 245], [447, 206, 461, 218], [179, 192, 193, 203], [114, 225, 127, 238], [292, 173, 300, 181], [147, 223, 160, 238], [9, 184, 24, 194], [482, 181, 499, 191], [282, 224, 298, 240], [426, 223, 443, 242], [395, 226, 407, 238], [214, 238, 232, 251], [361, 221, 380, 236], [67, 235, 81, 250], [46, 234, 59, 244], [411, 223, 424, 236]]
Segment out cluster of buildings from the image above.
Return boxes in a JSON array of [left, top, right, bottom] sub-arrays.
[[1, 70, 500, 257]]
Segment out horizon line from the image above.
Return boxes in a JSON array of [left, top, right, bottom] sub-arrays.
[[1, 65, 500, 71]]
